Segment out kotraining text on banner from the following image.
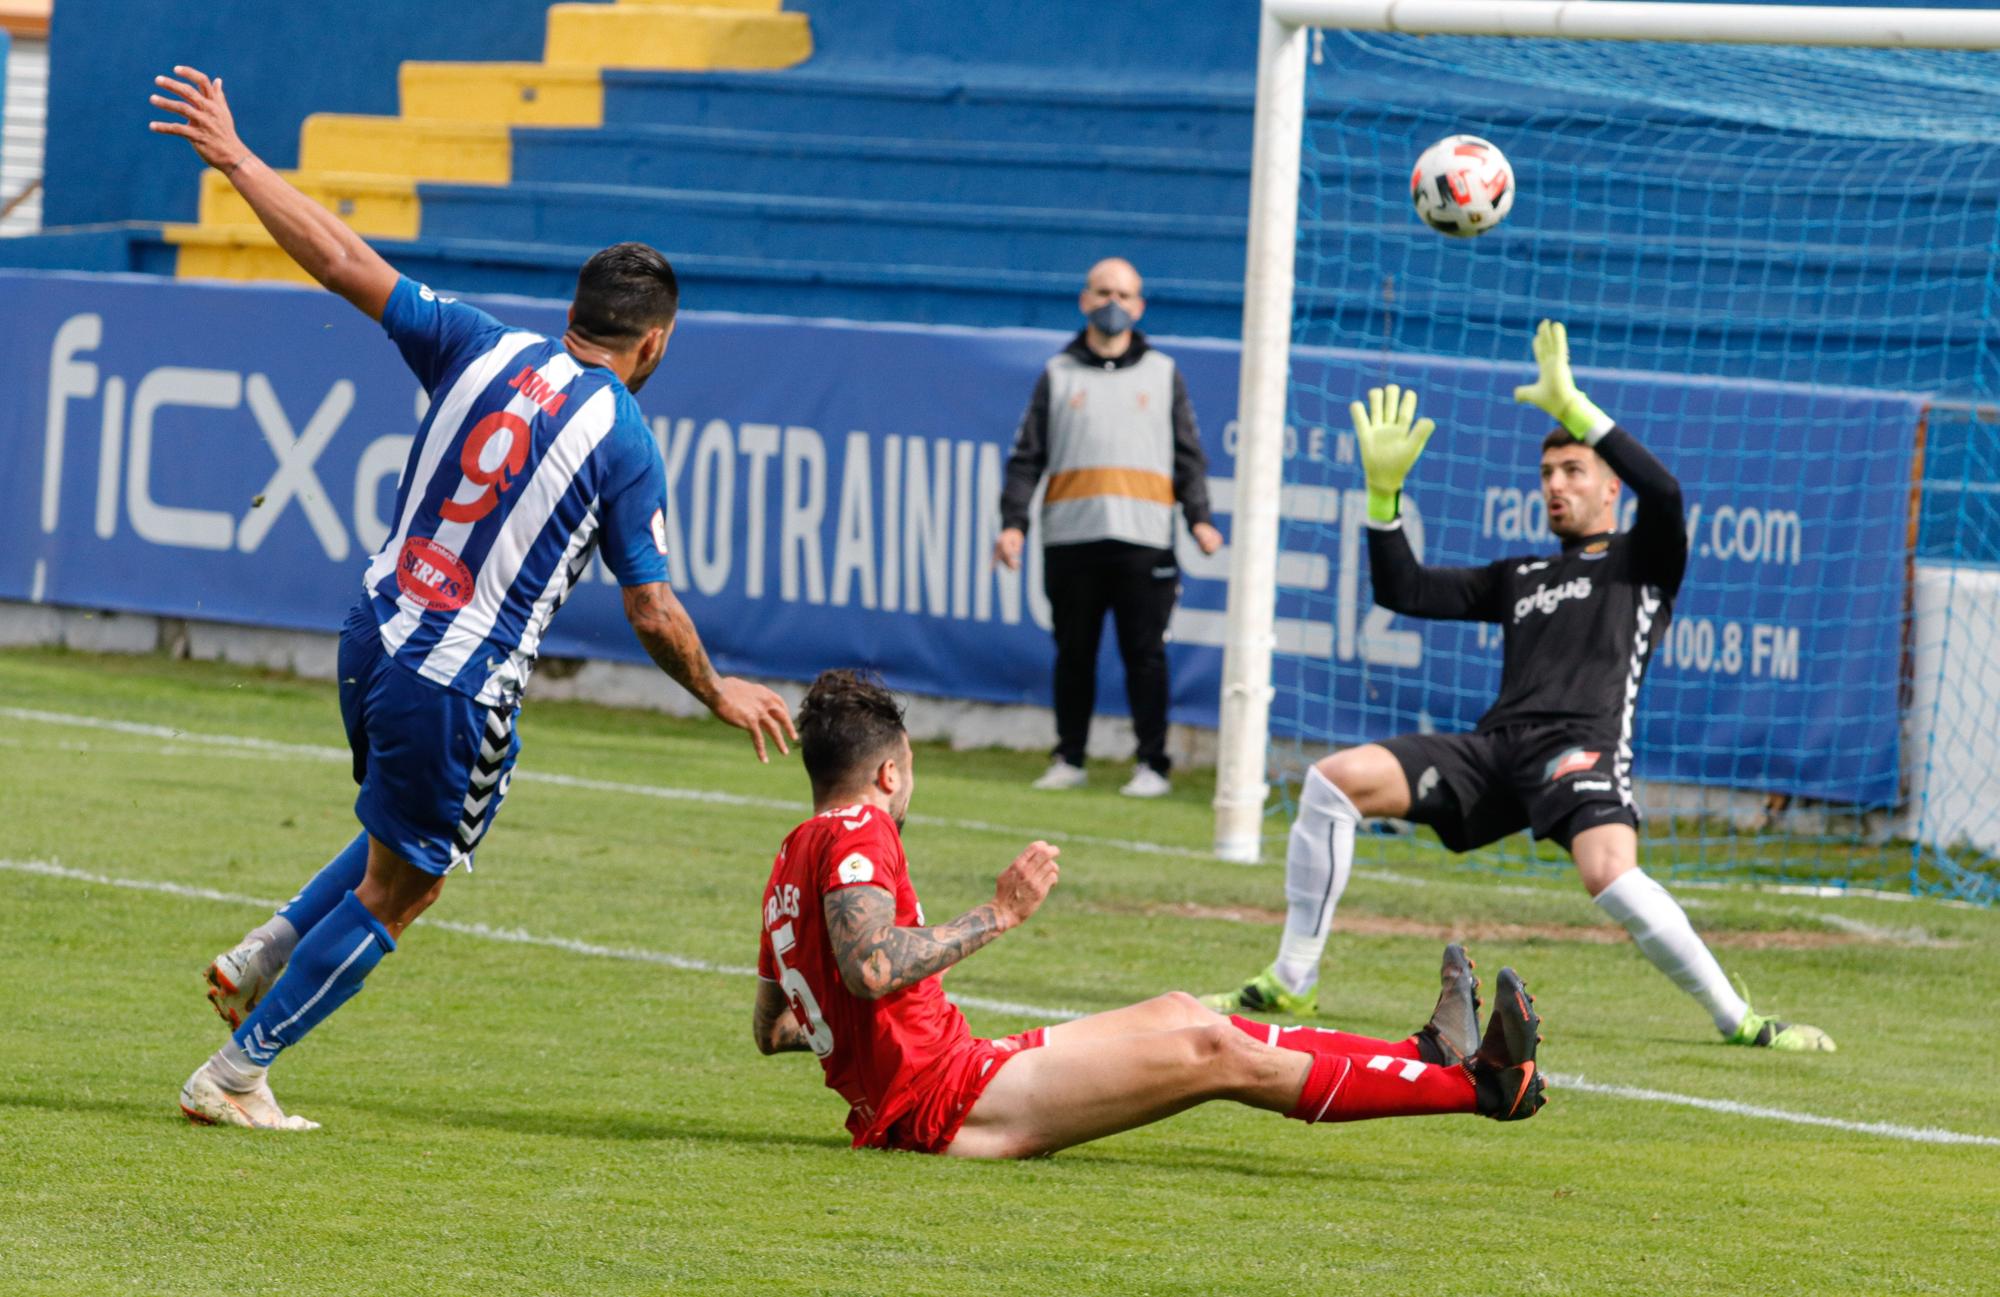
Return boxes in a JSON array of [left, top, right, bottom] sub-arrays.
[[0, 272, 1921, 802]]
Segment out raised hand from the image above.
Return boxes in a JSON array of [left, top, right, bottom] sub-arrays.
[[1513, 319, 1611, 442], [993, 840, 1061, 929], [148, 66, 252, 173], [709, 677, 797, 763], [1350, 383, 1436, 523]]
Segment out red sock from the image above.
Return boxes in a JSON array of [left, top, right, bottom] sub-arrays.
[[1284, 1052, 1477, 1123], [1230, 1015, 1421, 1060]]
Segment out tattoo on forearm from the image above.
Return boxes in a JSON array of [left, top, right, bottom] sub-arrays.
[[823, 887, 1007, 999], [628, 589, 720, 707], [753, 979, 810, 1053]]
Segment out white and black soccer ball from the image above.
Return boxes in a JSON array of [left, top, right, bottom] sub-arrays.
[[1410, 135, 1515, 238]]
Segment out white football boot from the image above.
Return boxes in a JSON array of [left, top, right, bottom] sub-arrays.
[[204, 938, 280, 1029], [179, 1061, 320, 1131]]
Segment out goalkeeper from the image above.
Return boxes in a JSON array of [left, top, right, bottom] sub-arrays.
[[1205, 322, 1833, 1052]]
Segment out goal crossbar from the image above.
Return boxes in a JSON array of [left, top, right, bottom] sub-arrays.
[[1212, 0, 2000, 862], [1267, 1, 2000, 49]]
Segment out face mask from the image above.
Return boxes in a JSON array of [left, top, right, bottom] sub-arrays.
[[1087, 301, 1134, 336]]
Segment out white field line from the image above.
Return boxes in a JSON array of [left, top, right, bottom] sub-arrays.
[[0, 859, 1085, 1024], [5, 855, 1995, 1149], [0, 706, 1209, 863], [0, 706, 1972, 906]]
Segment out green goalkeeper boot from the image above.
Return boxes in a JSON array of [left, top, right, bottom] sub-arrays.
[[1726, 977, 1836, 1052], [1200, 964, 1317, 1017]]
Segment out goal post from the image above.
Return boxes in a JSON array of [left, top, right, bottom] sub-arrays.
[[1213, 0, 2000, 899]]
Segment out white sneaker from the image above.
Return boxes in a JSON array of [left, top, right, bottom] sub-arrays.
[[179, 1062, 320, 1131], [1119, 767, 1172, 798], [205, 938, 280, 1029], [1030, 760, 1088, 791]]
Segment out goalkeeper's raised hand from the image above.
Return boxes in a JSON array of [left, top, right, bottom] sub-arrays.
[[1351, 383, 1435, 524], [1513, 319, 1612, 443]]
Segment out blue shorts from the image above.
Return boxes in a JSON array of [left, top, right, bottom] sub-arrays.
[[337, 604, 521, 876]]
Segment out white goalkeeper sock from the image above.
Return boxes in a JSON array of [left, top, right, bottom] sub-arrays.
[[1594, 868, 1748, 1035], [1273, 767, 1357, 996]]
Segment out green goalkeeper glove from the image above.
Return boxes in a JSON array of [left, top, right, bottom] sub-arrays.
[[1351, 383, 1436, 524], [1513, 319, 1612, 442]]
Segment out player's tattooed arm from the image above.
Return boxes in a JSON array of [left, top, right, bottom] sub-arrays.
[[823, 887, 1007, 1000], [822, 841, 1060, 1000], [752, 978, 811, 1054], [624, 581, 724, 706], [623, 582, 795, 762]]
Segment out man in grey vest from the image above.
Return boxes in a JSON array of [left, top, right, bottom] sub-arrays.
[[994, 258, 1223, 797]]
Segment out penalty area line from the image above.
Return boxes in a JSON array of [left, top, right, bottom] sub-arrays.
[[5, 856, 1995, 1149]]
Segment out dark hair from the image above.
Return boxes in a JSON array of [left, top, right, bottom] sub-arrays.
[[1541, 427, 1599, 456], [797, 669, 908, 797], [571, 242, 679, 345]]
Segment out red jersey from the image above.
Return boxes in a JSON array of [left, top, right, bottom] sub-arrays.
[[758, 803, 973, 1145]]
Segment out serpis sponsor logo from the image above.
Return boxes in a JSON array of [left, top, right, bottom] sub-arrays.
[[396, 536, 474, 611], [1514, 576, 1593, 621]]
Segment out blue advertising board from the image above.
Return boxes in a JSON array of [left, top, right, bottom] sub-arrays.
[[0, 271, 1922, 802]]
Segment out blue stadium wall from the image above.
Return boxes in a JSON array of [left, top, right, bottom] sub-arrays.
[[42, 0, 553, 226]]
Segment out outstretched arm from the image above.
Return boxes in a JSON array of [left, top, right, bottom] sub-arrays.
[[1367, 522, 1504, 621], [149, 66, 396, 319], [1514, 321, 1687, 592], [622, 581, 796, 761], [823, 841, 1059, 1000], [1597, 428, 1687, 592], [1353, 383, 1504, 621]]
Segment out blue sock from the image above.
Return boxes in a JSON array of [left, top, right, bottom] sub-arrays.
[[275, 832, 370, 939], [234, 891, 395, 1066]]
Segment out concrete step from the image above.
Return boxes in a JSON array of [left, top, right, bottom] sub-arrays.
[[544, 4, 810, 71], [198, 170, 421, 239], [398, 61, 604, 127], [506, 123, 1250, 215], [299, 115, 512, 183]]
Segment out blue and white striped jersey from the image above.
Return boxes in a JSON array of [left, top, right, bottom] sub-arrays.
[[360, 277, 670, 706]]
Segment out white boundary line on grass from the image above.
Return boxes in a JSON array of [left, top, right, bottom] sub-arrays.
[[0, 705, 1965, 904], [6, 856, 1996, 1149], [0, 706, 1210, 863]]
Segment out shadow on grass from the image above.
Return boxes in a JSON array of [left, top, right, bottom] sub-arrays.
[[416, 1102, 850, 1151]]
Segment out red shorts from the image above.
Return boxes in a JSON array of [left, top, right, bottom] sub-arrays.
[[862, 1028, 1047, 1155]]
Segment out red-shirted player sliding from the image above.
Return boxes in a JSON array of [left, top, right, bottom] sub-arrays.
[[754, 670, 1548, 1159]]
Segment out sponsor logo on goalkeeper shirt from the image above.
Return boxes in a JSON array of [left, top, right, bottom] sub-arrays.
[[1514, 576, 1592, 622], [1544, 748, 1602, 782]]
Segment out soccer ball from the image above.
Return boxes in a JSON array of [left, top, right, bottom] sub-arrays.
[[1411, 135, 1515, 238]]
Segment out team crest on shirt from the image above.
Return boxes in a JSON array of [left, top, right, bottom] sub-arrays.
[[1581, 540, 1610, 561], [1543, 748, 1602, 783], [396, 536, 473, 611]]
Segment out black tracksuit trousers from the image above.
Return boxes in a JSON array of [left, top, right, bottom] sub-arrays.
[[1044, 540, 1179, 775]]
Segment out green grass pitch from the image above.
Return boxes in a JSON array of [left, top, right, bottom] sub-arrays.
[[2, 645, 1996, 1295]]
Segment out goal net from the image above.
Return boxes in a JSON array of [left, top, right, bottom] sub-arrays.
[[1220, 2, 2000, 902]]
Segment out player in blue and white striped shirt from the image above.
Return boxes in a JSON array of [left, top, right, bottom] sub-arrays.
[[154, 65, 796, 1129]]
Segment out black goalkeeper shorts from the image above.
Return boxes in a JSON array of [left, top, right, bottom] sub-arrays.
[[1379, 723, 1638, 854]]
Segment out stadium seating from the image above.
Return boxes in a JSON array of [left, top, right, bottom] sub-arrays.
[[0, 0, 1992, 399]]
